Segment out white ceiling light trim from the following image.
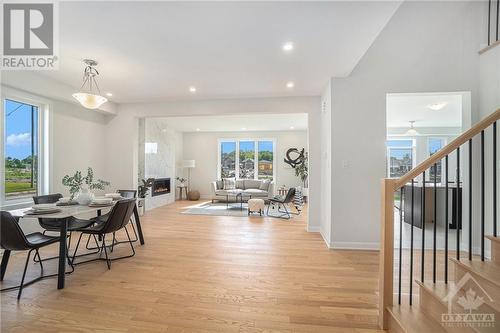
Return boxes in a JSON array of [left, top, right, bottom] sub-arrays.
[[286, 81, 295, 88], [72, 59, 108, 109], [427, 102, 448, 111], [189, 86, 197, 93], [282, 42, 294, 52], [405, 121, 419, 136]]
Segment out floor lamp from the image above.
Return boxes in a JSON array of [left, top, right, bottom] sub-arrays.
[[182, 160, 196, 191]]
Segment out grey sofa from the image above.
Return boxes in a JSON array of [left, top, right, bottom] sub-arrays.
[[211, 179, 274, 202]]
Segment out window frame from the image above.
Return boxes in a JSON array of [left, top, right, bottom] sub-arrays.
[[217, 138, 276, 181], [386, 138, 416, 178], [427, 137, 447, 185], [1, 88, 50, 208]]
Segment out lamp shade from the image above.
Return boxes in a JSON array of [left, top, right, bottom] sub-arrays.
[[182, 160, 195, 168], [72, 93, 108, 109]]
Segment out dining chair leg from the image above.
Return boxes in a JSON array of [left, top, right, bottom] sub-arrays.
[[111, 233, 116, 253], [17, 249, 33, 300], [35, 249, 44, 275], [101, 235, 111, 270], [1, 250, 11, 281], [124, 227, 136, 257], [71, 233, 84, 264]]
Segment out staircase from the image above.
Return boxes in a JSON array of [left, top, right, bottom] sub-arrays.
[[379, 108, 500, 332]]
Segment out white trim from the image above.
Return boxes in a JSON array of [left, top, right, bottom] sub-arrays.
[[330, 241, 380, 251], [320, 229, 331, 249], [1, 88, 50, 207], [307, 225, 320, 232], [217, 138, 277, 181]]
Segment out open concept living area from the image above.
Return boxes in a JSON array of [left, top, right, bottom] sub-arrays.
[[1, 1, 499, 332]]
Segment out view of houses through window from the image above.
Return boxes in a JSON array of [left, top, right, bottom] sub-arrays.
[[428, 138, 445, 184], [219, 139, 274, 180], [386, 139, 414, 178], [4, 99, 39, 201]]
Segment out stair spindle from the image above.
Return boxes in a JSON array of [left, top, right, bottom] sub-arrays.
[[410, 179, 415, 305], [398, 187, 403, 305], [456, 147, 461, 260], [421, 171, 426, 282], [482, 130, 485, 261], [469, 139, 473, 261], [494, 122, 497, 237], [445, 156, 449, 284], [433, 164, 437, 283]]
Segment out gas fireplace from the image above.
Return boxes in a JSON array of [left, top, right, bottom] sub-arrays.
[[152, 178, 171, 197]]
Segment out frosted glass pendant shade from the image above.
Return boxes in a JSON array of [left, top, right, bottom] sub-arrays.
[[72, 93, 108, 110]]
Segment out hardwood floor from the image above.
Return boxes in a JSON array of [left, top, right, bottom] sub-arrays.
[[1, 201, 382, 332]]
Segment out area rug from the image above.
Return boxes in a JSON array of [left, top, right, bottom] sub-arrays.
[[181, 202, 255, 217]]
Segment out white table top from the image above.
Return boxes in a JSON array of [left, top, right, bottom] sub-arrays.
[[9, 204, 113, 219]]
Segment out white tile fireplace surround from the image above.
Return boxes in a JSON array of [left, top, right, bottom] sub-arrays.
[[139, 118, 183, 211]]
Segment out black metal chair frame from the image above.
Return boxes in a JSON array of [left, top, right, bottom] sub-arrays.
[[71, 199, 137, 269], [1, 212, 74, 299], [266, 188, 300, 220]]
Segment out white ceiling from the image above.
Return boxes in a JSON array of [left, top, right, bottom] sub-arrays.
[[157, 113, 308, 133], [386, 93, 464, 128], [33, 1, 400, 103]]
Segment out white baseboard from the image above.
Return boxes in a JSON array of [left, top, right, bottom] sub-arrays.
[[320, 229, 332, 249], [307, 225, 320, 232], [330, 241, 380, 251]]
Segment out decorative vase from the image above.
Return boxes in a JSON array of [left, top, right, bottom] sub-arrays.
[[77, 188, 94, 205]]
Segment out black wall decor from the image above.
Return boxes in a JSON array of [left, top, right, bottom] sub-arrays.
[[284, 148, 305, 168]]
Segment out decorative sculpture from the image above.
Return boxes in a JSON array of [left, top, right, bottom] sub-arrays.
[[284, 148, 305, 168]]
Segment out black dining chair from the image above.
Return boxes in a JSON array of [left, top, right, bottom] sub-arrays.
[[94, 190, 139, 247], [0, 211, 74, 299], [71, 198, 137, 269], [32, 194, 97, 262], [266, 188, 298, 219]]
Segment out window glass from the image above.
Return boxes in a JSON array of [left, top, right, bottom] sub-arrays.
[[4, 99, 38, 200], [258, 141, 273, 180], [429, 138, 445, 183], [239, 141, 255, 179], [220, 141, 236, 178], [388, 148, 413, 178]]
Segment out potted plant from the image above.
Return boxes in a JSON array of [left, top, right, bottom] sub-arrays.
[[137, 178, 154, 216], [62, 167, 110, 205], [294, 152, 309, 201], [176, 177, 187, 187]]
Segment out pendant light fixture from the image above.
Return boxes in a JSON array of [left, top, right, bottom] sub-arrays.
[[72, 59, 108, 109], [406, 120, 418, 136]]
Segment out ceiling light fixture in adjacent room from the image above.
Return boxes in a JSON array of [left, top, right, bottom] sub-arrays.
[[196, 128, 200, 131], [286, 81, 295, 88], [427, 102, 448, 111], [189, 86, 197, 93], [290, 126, 295, 130], [406, 121, 419, 136], [106, 92, 113, 97], [241, 127, 247, 131], [72, 59, 108, 110], [282, 42, 294, 52]]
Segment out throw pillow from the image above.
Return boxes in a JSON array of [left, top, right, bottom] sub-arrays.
[[259, 179, 270, 191], [235, 179, 245, 189], [216, 180, 224, 190], [223, 178, 236, 190]]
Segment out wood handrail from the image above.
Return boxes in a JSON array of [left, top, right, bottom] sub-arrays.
[[394, 108, 500, 189]]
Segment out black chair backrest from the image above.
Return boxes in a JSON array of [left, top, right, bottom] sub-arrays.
[[117, 190, 137, 198], [33, 193, 62, 204], [283, 188, 296, 203], [0, 211, 30, 251], [101, 198, 136, 234]]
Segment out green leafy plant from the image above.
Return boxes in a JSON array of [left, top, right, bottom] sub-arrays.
[[294, 152, 308, 188], [176, 177, 187, 184], [138, 178, 154, 198], [62, 167, 110, 199]]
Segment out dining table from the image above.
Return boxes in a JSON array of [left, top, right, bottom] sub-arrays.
[[7, 200, 145, 290]]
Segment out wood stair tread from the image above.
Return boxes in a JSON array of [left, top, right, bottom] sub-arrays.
[[387, 304, 448, 333], [485, 235, 500, 243], [417, 280, 500, 314], [450, 258, 500, 288]]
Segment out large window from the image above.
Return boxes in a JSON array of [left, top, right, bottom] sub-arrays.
[[386, 139, 415, 178], [218, 139, 275, 181], [2, 94, 47, 205], [428, 137, 446, 184]]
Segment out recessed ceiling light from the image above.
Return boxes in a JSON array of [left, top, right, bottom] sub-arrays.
[[241, 127, 247, 131], [282, 42, 294, 52], [105, 92, 113, 97], [189, 86, 197, 93], [427, 102, 448, 111], [196, 128, 200, 131], [290, 126, 295, 130], [286, 81, 295, 88]]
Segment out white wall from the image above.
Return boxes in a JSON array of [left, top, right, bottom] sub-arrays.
[[106, 96, 321, 231], [182, 130, 307, 198], [319, 81, 332, 242], [325, 1, 482, 250]]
